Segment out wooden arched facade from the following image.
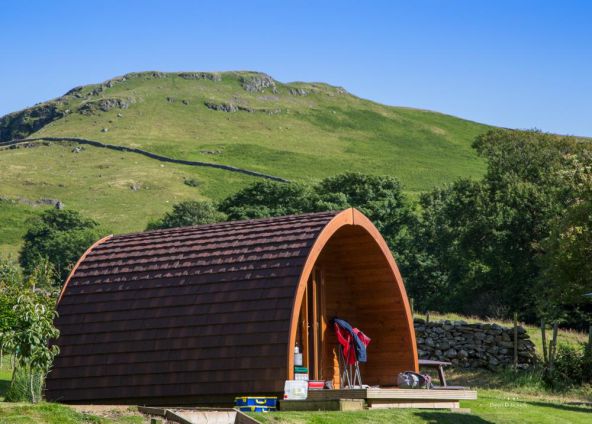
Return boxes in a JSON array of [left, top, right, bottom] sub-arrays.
[[288, 209, 417, 386], [46, 209, 417, 404]]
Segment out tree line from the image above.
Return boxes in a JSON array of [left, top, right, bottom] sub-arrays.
[[145, 129, 592, 327], [9, 129, 592, 327]]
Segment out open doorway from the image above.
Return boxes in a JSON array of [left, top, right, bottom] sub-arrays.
[[294, 225, 417, 388]]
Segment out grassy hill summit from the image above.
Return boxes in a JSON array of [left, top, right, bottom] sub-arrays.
[[0, 70, 490, 254]]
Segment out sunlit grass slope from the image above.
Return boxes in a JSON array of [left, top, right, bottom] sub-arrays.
[[31, 71, 488, 191], [1, 71, 490, 254], [0, 143, 257, 254]]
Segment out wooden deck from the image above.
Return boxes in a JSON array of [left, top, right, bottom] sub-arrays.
[[281, 388, 478, 410]]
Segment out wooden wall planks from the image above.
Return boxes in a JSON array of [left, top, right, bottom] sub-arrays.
[[48, 208, 417, 404]]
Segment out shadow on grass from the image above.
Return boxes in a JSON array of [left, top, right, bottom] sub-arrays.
[[413, 411, 494, 423], [524, 401, 592, 414]]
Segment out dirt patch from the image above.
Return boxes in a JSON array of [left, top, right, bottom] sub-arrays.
[[70, 404, 147, 421]]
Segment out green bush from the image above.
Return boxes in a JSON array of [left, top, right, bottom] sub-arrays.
[[1, 261, 60, 403], [545, 344, 592, 388], [146, 200, 226, 230], [4, 366, 43, 402], [19, 209, 103, 283]]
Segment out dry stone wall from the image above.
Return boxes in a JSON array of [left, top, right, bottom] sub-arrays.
[[0, 137, 289, 182], [414, 318, 537, 370]]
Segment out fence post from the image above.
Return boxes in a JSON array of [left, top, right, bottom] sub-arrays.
[[541, 320, 548, 365], [513, 312, 518, 370], [549, 323, 559, 371], [588, 325, 592, 354], [426, 311, 430, 324]]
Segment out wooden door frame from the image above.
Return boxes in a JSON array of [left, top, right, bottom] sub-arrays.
[[286, 209, 419, 380], [306, 267, 327, 381]]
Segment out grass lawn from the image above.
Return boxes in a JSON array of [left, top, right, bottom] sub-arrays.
[[1, 358, 146, 423], [0, 390, 589, 424], [0, 201, 46, 258], [251, 390, 592, 423], [0, 403, 145, 424], [0, 357, 590, 423]]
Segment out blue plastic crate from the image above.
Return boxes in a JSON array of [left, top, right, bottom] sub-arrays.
[[235, 396, 277, 408], [237, 405, 277, 412]]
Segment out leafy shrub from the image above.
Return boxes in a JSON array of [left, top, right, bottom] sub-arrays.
[[4, 367, 43, 402], [545, 344, 592, 388], [146, 200, 226, 230], [554, 345, 583, 381], [19, 209, 103, 283], [1, 260, 60, 403]]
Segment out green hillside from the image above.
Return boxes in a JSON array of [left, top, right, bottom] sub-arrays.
[[0, 71, 490, 254]]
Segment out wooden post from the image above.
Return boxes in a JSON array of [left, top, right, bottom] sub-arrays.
[[410, 298, 415, 317], [513, 313, 518, 370], [437, 365, 448, 388], [587, 325, 592, 354], [319, 269, 326, 380], [541, 320, 548, 365], [301, 285, 309, 369], [311, 270, 319, 380], [549, 323, 558, 371], [426, 311, 430, 324]]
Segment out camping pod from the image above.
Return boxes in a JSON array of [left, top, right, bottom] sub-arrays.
[[46, 209, 418, 404]]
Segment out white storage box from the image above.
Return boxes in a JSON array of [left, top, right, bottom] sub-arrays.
[[283, 380, 308, 400]]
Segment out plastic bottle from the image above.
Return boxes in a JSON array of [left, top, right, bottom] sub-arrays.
[[294, 345, 303, 366]]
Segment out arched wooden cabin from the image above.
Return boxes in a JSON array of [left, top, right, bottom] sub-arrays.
[[46, 208, 418, 404]]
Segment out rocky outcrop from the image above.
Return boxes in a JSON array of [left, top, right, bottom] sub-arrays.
[[238, 73, 277, 93], [0, 103, 65, 142], [414, 318, 536, 370], [66, 72, 168, 100], [64, 86, 85, 97], [177, 72, 221, 81], [204, 101, 239, 113], [289, 87, 309, 96], [78, 98, 134, 115], [125, 71, 166, 80], [0, 195, 63, 208], [204, 101, 282, 115]]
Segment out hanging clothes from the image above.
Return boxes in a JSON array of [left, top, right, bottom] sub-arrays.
[[334, 322, 356, 365], [332, 317, 371, 363]]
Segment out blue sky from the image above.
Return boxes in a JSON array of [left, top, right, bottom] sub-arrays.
[[1, 0, 591, 136]]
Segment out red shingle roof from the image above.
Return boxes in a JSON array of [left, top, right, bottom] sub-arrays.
[[46, 211, 340, 403]]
